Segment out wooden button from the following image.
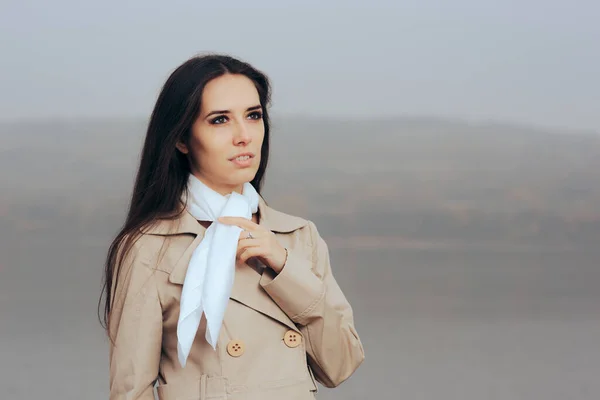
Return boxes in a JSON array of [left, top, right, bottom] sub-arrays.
[[283, 330, 302, 348], [226, 340, 245, 357]]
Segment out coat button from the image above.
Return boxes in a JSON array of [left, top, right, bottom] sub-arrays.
[[283, 330, 302, 348], [227, 340, 245, 357]]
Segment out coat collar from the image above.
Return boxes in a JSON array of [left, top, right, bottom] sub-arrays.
[[140, 195, 308, 237], [141, 195, 307, 333]]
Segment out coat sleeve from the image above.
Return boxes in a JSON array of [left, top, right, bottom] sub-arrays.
[[260, 221, 365, 388], [108, 239, 163, 399]]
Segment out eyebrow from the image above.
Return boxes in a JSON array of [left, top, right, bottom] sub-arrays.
[[205, 105, 262, 118]]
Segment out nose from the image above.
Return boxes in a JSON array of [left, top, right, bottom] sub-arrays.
[[233, 120, 252, 146]]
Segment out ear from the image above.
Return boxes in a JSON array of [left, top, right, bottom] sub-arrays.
[[175, 141, 189, 154]]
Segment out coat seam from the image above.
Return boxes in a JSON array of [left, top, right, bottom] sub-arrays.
[[296, 221, 327, 380], [290, 222, 325, 322]]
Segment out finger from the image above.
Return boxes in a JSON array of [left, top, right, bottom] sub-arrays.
[[218, 216, 259, 231], [236, 238, 262, 257], [237, 238, 261, 251], [239, 247, 263, 264], [239, 230, 264, 241]]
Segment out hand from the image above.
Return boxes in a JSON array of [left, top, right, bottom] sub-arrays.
[[217, 216, 288, 273]]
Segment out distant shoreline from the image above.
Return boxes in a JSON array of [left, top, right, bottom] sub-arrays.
[[324, 236, 593, 253], [0, 114, 597, 137]]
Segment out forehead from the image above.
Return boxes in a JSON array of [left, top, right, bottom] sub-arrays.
[[200, 74, 260, 113]]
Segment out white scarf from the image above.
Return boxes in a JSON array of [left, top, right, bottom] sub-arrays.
[[177, 174, 259, 368]]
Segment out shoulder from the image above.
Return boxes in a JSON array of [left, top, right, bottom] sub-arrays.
[[259, 203, 310, 234], [262, 204, 335, 281], [113, 231, 168, 279], [114, 216, 192, 277], [260, 201, 328, 259], [126, 208, 205, 272], [258, 199, 324, 244], [257, 195, 326, 241]]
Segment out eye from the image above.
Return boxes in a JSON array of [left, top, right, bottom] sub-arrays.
[[210, 115, 228, 125], [247, 111, 263, 120]]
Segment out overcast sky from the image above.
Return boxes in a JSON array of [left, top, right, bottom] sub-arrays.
[[1, 0, 598, 132]]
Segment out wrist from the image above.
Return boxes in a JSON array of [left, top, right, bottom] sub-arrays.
[[271, 247, 288, 274]]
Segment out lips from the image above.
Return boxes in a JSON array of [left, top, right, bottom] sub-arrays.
[[229, 152, 255, 161]]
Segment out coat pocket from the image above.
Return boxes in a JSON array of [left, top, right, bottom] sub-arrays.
[[156, 375, 227, 400]]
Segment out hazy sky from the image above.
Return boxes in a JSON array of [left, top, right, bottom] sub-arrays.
[[1, 0, 599, 132]]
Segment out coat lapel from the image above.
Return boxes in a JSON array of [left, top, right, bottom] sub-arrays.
[[229, 259, 300, 333], [153, 196, 309, 333], [167, 232, 204, 285]]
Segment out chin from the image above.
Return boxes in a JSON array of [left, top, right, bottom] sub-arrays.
[[230, 168, 258, 186]]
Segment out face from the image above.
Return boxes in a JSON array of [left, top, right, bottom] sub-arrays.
[[176, 74, 265, 195]]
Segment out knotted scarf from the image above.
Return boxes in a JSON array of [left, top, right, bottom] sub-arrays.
[[177, 174, 259, 367]]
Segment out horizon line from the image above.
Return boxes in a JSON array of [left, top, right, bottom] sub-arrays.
[[0, 112, 597, 136]]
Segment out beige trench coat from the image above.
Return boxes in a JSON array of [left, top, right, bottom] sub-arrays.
[[108, 197, 364, 400]]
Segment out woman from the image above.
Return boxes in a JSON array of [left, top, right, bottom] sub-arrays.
[[100, 54, 364, 400]]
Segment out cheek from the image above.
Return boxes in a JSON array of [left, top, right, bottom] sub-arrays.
[[191, 131, 228, 164], [253, 124, 265, 143]]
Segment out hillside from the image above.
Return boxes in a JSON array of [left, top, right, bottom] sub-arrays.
[[1, 116, 599, 251]]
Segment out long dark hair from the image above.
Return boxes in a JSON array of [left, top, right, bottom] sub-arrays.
[[98, 53, 272, 333]]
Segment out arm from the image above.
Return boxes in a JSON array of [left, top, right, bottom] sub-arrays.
[[108, 240, 163, 399], [260, 222, 365, 388]]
